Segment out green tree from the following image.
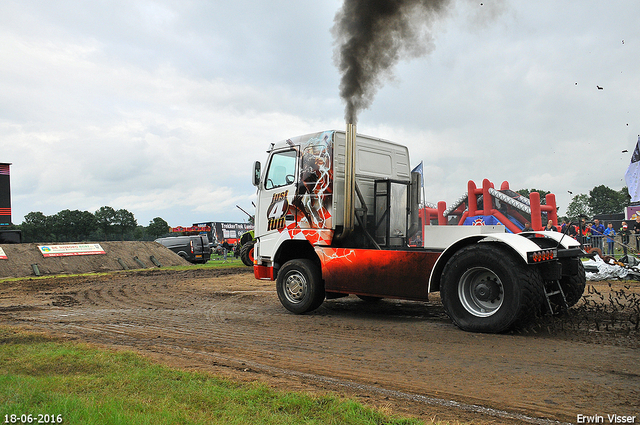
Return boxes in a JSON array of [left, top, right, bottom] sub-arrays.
[[113, 209, 137, 240], [95, 206, 117, 240], [146, 217, 170, 239], [51, 210, 71, 241], [133, 226, 145, 240], [619, 186, 632, 206], [588, 185, 628, 215], [565, 194, 591, 219], [516, 188, 552, 204], [52, 209, 97, 241], [21, 211, 51, 242], [77, 210, 98, 239]]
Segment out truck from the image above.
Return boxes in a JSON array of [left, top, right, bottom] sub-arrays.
[[250, 126, 586, 333], [235, 205, 256, 267], [238, 230, 255, 267], [155, 235, 212, 264]]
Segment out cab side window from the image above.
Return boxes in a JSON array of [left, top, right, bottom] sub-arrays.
[[265, 150, 297, 190]]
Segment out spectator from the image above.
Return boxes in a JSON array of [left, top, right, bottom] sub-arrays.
[[591, 219, 605, 251], [560, 219, 568, 232], [522, 221, 533, 232], [584, 223, 593, 248], [222, 239, 230, 262], [603, 223, 616, 256], [619, 222, 632, 256], [578, 218, 587, 244], [545, 219, 557, 232]]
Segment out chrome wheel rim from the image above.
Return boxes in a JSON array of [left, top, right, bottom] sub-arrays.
[[458, 267, 504, 317], [284, 271, 307, 304]]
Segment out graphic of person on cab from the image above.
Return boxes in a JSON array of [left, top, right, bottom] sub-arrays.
[[286, 131, 333, 229]]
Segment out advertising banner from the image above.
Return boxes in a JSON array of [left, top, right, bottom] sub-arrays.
[[170, 226, 211, 233], [0, 247, 6, 260], [626, 205, 640, 220], [193, 222, 254, 244], [38, 243, 106, 258]]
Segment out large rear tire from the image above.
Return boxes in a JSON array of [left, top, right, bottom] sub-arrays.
[[276, 259, 325, 314], [239, 240, 255, 267], [440, 244, 545, 333], [560, 260, 586, 307]]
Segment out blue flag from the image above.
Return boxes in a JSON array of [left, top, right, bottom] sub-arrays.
[[412, 161, 424, 188]]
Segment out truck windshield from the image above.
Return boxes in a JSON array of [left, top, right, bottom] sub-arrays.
[[265, 150, 297, 190]]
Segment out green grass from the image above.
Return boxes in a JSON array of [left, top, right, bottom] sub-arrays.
[[161, 256, 247, 271], [204, 255, 246, 268], [0, 327, 425, 425]]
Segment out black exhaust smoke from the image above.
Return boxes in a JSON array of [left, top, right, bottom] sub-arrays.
[[332, 0, 452, 124]]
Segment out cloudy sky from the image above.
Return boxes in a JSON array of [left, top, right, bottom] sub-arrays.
[[1, 0, 639, 228]]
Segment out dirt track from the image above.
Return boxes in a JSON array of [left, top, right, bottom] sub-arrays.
[[1, 267, 638, 424]]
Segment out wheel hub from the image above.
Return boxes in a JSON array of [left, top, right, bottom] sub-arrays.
[[285, 272, 307, 303], [458, 267, 504, 317], [473, 278, 501, 302]]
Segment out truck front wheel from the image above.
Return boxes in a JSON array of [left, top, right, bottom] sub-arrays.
[[276, 259, 325, 314], [440, 244, 544, 333]]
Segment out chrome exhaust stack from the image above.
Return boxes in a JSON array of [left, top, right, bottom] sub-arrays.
[[336, 123, 356, 241]]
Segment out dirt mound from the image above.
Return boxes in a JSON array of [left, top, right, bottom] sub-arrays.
[[0, 242, 190, 279]]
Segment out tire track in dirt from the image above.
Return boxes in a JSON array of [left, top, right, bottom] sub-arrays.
[[2, 269, 638, 424], [17, 291, 614, 421], [42, 321, 570, 425], [18, 283, 464, 405], [3, 288, 618, 421]]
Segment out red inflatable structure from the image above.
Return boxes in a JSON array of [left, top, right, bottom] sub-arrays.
[[420, 179, 558, 233]]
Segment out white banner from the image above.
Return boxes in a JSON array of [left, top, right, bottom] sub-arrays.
[[625, 136, 640, 202], [38, 244, 106, 258]]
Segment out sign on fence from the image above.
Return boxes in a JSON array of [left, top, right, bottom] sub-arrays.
[[38, 244, 106, 258]]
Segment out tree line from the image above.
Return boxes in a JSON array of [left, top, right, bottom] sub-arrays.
[[517, 184, 630, 220], [6, 184, 630, 243], [564, 185, 630, 219], [11, 206, 170, 243]]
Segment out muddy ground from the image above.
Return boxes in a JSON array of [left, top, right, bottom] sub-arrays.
[[1, 268, 638, 425]]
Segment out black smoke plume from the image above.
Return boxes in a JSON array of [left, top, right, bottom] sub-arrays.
[[333, 0, 452, 124]]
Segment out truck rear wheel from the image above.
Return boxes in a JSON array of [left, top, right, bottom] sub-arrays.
[[240, 240, 255, 267], [560, 260, 586, 307], [276, 259, 324, 314], [440, 244, 545, 333]]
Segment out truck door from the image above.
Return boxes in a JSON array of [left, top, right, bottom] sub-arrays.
[[256, 148, 298, 258]]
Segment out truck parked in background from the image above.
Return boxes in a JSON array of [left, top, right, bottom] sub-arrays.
[[250, 126, 586, 333], [155, 235, 211, 264], [235, 205, 256, 267]]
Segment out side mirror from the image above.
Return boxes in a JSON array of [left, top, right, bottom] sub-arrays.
[[252, 161, 261, 187]]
